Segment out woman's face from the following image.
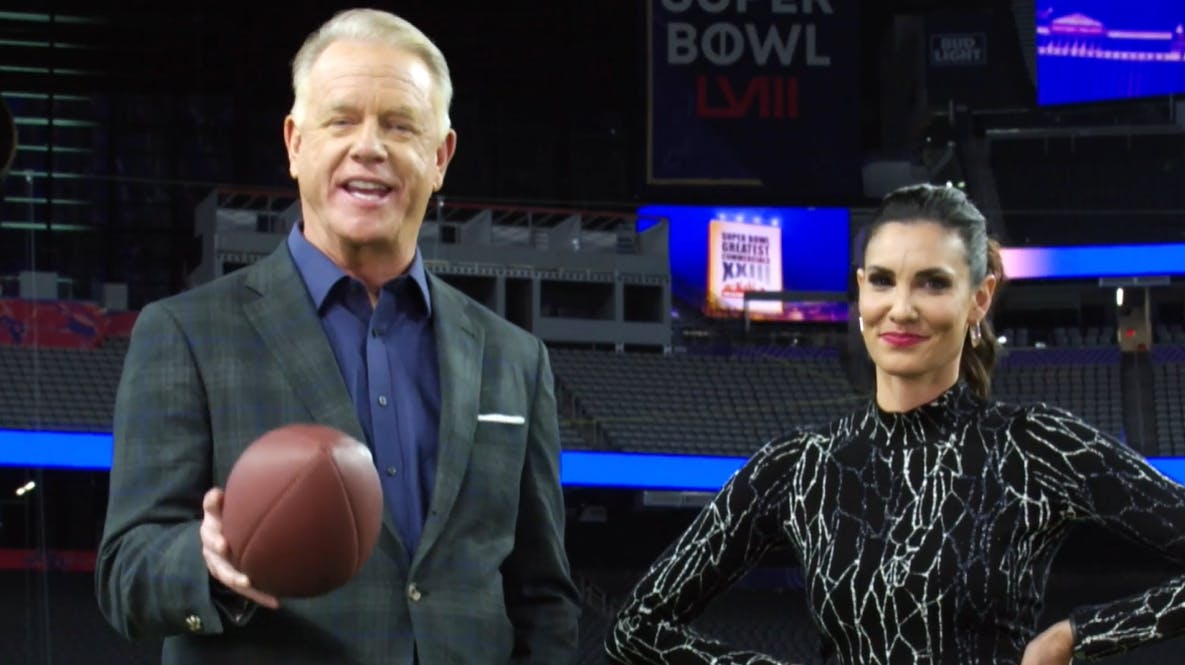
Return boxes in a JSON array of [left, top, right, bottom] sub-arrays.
[[856, 220, 995, 388]]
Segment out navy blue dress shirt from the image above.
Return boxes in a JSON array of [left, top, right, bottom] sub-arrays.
[[287, 223, 440, 557]]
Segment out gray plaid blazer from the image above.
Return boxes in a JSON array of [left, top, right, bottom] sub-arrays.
[[96, 244, 580, 664]]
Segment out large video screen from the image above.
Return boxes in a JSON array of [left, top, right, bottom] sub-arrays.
[[638, 205, 850, 322], [1037, 2, 1185, 105]]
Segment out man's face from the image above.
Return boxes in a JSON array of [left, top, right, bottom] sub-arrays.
[[284, 39, 456, 264]]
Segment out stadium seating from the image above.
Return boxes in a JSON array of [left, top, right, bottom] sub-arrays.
[[998, 325, 1118, 348], [550, 347, 864, 456], [0, 338, 126, 431], [0, 331, 1172, 462], [992, 346, 1125, 439], [1152, 345, 1185, 455]]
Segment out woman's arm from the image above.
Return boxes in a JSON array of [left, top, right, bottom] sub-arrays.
[[1019, 405, 1185, 661], [605, 434, 809, 665]]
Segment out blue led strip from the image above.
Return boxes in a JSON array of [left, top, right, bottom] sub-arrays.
[[1001, 243, 1185, 280], [3, 429, 1185, 489], [560, 451, 745, 491], [0, 430, 115, 470]]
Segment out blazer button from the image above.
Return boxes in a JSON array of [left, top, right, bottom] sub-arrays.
[[185, 614, 203, 633], [407, 583, 422, 602]]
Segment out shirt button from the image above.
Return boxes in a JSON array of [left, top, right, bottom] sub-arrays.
[[371, 328, 379, 338], [385, 466, 397, 476], [377, 395, 388, 407], [185, 614, 203, 633], [407, 583, 422, 602]]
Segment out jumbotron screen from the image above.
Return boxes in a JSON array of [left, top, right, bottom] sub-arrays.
[[1037, 1, 1185, 105], [638, 205, 850, 322]]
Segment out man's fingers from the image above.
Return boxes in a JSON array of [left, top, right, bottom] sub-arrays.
[[203, 525, 226, 555], [201, 545, 280, 610], [201, 485, 278, 610], [203, 545, 248, 588], [202, 487, 224, 514], [201, 487, 227, 553], [199, 512, 227, 554], [239, 587, 281, 610]]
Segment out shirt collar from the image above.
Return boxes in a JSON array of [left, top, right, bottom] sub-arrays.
[[286, 222, 432, 316]]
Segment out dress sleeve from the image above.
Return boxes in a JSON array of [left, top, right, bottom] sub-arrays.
[[605, 434, 806, 665], [1018, 405, 1185, 660]]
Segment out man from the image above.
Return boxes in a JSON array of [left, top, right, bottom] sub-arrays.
[[96, 8, 580, 664]]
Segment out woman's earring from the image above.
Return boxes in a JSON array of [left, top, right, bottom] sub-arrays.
[[858, 317, 864, 333], [969, 321, 982, 348]]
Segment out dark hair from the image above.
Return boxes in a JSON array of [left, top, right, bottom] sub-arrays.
[[860, 183, 1006, 398]]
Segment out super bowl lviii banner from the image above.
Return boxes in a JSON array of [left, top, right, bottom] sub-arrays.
[[647, 0, 861, 196], [707, 219, 783, 315]]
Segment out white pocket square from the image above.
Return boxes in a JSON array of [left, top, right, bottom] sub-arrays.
[[477, 413, 526, 425]]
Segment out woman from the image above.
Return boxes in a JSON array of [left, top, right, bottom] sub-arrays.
[[605, 183, 1185, 664]]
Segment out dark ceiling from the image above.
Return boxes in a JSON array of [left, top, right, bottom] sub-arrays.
[[1, 1, 1010, 117]]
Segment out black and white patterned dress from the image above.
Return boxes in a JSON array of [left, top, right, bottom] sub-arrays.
[[606, 382, 1185, 664]]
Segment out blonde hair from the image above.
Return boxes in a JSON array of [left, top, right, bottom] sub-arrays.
[[289, 8, 453, 138]]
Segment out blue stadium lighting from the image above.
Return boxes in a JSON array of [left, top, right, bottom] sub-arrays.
[[1001, 243, 1185, 280], [3, 430, 1185, 490], [0, 430, 114, 469], [560, 451, 744, 491], [1150, 458, 1185, 487]]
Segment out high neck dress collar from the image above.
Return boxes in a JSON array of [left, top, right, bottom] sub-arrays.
[[867, 381, 984, 446]]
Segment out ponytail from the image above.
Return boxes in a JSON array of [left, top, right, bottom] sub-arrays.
[[959, 239, 1005, 398]]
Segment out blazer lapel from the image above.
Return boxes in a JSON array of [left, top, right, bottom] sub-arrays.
[[413, 275, 483, 569], [241, 247, 366, 444]]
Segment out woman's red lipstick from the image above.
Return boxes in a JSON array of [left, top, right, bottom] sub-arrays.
[[880, 332, 927, 348]]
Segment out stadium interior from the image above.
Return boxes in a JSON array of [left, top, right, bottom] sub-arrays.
[[2, 1, 1185, 663]]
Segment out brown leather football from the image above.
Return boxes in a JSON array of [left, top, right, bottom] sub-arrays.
[[221, 424, 383, 598]]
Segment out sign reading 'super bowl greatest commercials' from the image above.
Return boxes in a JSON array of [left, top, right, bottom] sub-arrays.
[[707, 218, 783, 315]]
